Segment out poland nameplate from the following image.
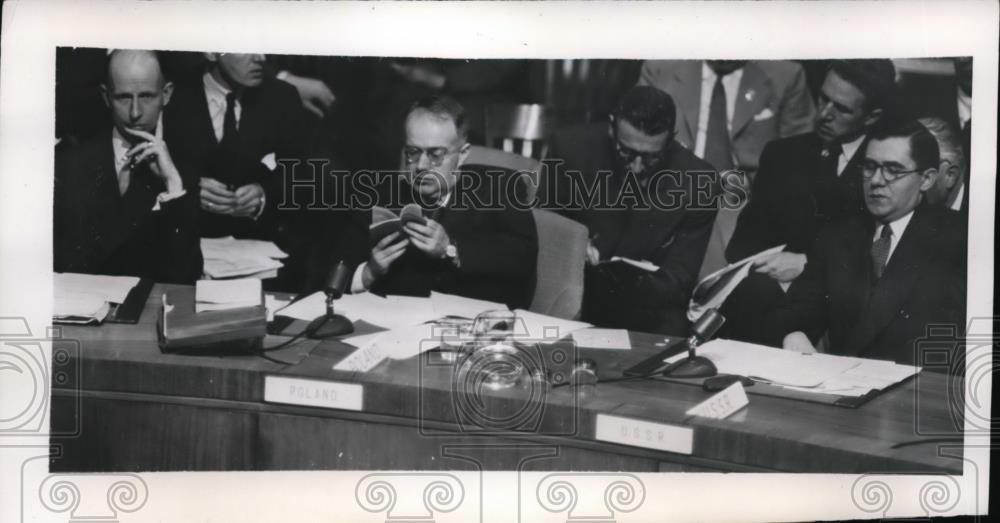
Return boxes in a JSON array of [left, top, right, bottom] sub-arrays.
[[264, 375, 363, 411]]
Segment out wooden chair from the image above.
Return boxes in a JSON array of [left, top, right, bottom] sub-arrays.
[[483, 103, 550, 160]]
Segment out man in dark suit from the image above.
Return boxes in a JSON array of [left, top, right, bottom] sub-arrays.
[[54, 50, 202, 284], [766, 120, 966, 368], [545, 86, 718, 335], [638, 60, 817, 277], [350, 95, 537, 309], [163, 52, 325, 291], [720, 60, 896, 343]]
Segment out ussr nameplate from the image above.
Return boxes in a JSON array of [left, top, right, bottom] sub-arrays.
[[594, 414, 693, 455], [264, 375, 363, 411]]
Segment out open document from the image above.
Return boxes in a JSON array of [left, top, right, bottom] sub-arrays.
[[687, 244, 786, 321], [53, 273, 139, 324], [664, 339, 920, 397]]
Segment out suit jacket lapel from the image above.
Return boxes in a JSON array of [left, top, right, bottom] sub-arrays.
[[671, 62, 702, 148], [730, 62, 772, 138], [845, 206, 932, 352]]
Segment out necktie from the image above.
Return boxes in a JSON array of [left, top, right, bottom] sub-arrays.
[[118, 163, 131, 195], [823, 142, 842, 178], [703, 74, 734, 171], [871, 224, 893, 279], [218, 91, 240, 186]]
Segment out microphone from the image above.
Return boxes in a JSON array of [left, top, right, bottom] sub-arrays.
[[307, 260, 355, 339], [661, 308, 724, 378]]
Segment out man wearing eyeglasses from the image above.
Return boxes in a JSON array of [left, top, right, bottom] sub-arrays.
[[719, 59, 897, 344], [765, 120, 966, 368], [350, 95, 537, 308], [545, 86, 718, 335]]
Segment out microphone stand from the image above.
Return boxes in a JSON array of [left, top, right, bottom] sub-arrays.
[[660, 308, 724, 378], [307, 260, 354, 339]]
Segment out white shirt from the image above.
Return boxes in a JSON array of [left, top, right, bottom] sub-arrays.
[[838, 134, 866, 176], [111, 122, 184, 209], [694, 62, 744, 158], [956, 86, 971, 129], [872, 209, 915, 264], [203, 71, 242, 143], [950, 184, 965, 211]]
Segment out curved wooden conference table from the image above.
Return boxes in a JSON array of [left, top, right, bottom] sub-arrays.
[[49, 284, 963, 473]]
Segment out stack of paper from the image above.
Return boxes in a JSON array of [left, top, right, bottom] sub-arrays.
[[53, 273, 140, 324], [195, 279, 262, 313], [201, 237, 287, 279]]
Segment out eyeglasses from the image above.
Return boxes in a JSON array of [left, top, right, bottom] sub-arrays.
[[861, 160, 922, 183], [403, 146, 459, 168], [615, 141, 664, 167]]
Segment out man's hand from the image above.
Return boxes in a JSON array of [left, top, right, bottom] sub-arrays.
[[753, 252, 807, 283], [122, 128, 183, 194], [231, 183, 265, 218], [279, 72, 335, 118], [783, 331, 817, 354], [362, 232, 409, 287], [199, 177, 237, 214], [404, 218, 451, 259], [585, 241, 601, 266]]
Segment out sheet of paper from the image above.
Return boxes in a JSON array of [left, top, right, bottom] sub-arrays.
[[608, 256, 660, 272], [333, 343, 387, 372], [430, 291, 508, 319], [511, 309, 591, 340], [200, 237, 287, 260], [571, 328, 631, 350], [276, 292, 439, 330], [53, 291, 110, 324], [203, 256, 284, 279], [196, 278, 261, 306], [688, 244, 787, 321], [664, 338, 861, 388], [54, 273, 140, 304]]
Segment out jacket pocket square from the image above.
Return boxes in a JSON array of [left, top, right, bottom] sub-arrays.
[[753, 108, 775, 121], [260, 152, 277, 171]]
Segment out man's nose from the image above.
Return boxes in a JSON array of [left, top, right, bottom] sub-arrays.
[[416, 152, 434, 171], [629, 156, 645, 175], [129, 98, 142, 121], [817, 101, 833, 120]]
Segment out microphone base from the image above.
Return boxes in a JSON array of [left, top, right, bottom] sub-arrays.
[[661, 356, 718, 379], [307, 314, 354, 339]]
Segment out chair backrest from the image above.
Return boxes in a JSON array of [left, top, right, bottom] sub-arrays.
[[464, 145, 541, 202], [484, 103, 550, 160], [529, 209, 587, 320]]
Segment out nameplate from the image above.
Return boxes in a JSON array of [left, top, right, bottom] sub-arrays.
[[685, 382, 748, 420], [263, 376, 363, 411], [594, 414, 693, 455]]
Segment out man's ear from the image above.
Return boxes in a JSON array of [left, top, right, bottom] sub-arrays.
[[918, 167, 938, 192], [941, 162, 960, 190], [862, 107, 883, 129], [457, 142, 471, 166], [99, 83, 110, 109], [161, 81, 175, 107]]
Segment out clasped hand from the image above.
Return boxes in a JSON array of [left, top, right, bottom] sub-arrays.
[[199, 178, 265, 218], [121, 128, 183, 194]]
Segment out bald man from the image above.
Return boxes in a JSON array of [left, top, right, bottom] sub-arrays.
[[54, 50, 203, 283]]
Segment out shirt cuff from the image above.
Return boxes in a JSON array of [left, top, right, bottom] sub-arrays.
[[351, 262, 370, 293], [276, 70, 290, 81], [151, 188, 186, 211]]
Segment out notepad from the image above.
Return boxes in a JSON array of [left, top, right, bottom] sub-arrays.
[[195, 278, 262, 313], [201, 237, 287, 279], [55, 273, 140, 304]]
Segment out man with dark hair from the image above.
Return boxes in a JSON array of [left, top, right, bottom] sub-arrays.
[[54, 50, 202, 283], [163, 52, 326, 291], [766, 120, 965, 369], [348, 95, 537, 308], [545, 86, 718, 335], [719, 59, 897, 343]]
